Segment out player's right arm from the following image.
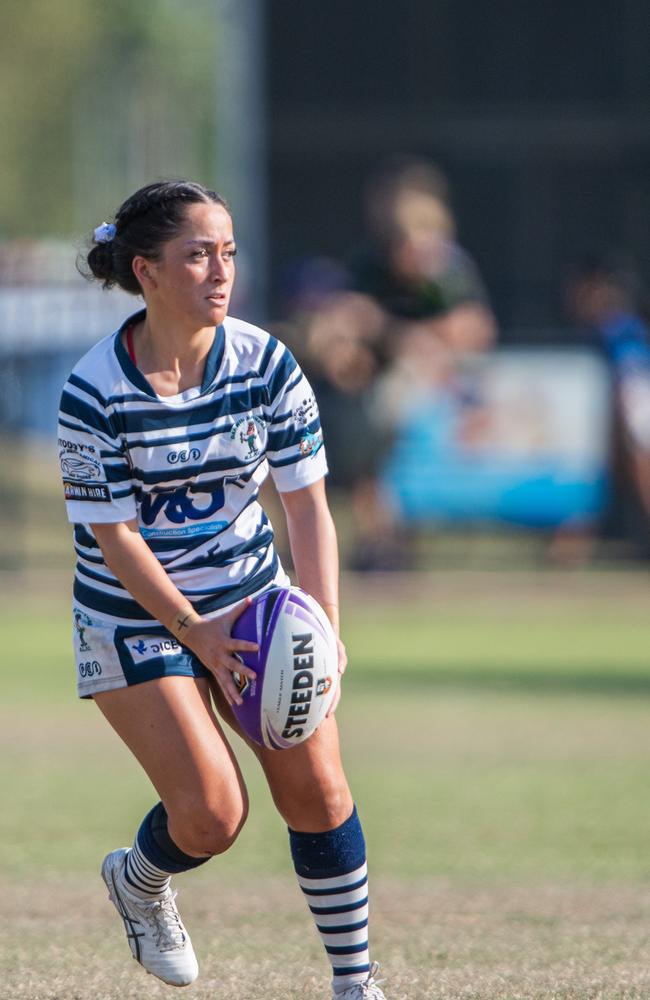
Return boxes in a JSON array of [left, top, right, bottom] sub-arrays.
[[90, 519, 258, 705]]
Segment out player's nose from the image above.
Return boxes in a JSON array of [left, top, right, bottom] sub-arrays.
[[209, 253, 230, 283]]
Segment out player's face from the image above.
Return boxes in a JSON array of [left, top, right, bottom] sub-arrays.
[[146, 201, 236, 328]]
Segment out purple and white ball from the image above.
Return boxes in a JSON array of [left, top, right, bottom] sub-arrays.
[[230, 587, 339, 749]]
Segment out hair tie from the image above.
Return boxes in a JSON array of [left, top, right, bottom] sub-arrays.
[[93, 222, 116, 244]]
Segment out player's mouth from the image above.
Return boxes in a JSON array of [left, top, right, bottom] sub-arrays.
[[206, 292, 227, 304]]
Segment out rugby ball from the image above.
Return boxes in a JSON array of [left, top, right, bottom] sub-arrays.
[[230, 587, 338, 749]]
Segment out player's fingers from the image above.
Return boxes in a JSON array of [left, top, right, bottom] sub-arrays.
[[210, 668, 235, 707], [336, 638, 348, 674], [213, 666, 243, 707], [222, 596, 252, 628], [223, 653, 256, 679], [326, 680, 342, 717], [229, 637, 259, 654]]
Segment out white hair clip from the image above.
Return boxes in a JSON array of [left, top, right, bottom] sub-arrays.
[[93, 222, 117, 244]]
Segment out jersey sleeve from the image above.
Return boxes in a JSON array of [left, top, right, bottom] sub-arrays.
[[58, 374, 137, 524], [264, 344, 329, 493]]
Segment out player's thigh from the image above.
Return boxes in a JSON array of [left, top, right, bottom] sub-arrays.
[[94, 676, 248, 845], [212, 682, 352, 832]]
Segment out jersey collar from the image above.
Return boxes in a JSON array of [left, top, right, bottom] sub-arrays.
[[113, 308, 226, 397]]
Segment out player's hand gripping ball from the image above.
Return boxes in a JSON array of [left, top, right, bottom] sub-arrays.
[[231, 587, 339, 749]]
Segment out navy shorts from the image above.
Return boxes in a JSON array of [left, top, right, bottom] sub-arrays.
[[72, 606, 209, 699]]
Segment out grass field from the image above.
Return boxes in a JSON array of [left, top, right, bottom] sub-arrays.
[[1, 569, 649, 999]]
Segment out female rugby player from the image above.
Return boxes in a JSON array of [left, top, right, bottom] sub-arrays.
[[58, 181, 386, 999]]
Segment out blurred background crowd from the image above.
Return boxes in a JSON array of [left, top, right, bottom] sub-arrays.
[[2, 0, 650, 572]]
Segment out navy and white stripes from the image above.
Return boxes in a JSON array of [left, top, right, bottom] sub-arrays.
[[124, 801, 211, 898], [289, 807, 371, 995], [297, 862, 370, 991], [58, 309, 328, 626], [124, 840, 171, 898]]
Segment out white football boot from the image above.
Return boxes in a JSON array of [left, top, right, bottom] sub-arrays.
[[333, 963, 387, 999], [101, 848, 199, 987]]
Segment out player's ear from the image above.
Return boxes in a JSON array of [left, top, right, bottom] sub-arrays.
[[132, 255, 157, 291]]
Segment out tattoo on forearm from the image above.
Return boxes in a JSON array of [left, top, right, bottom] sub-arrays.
[[171, 608, 199, 638]]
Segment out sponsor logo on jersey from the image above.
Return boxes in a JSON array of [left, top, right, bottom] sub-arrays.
[[64, 481, 111, 502], [292, 395, 318, 427], [167, 447, 201, 465], [59, 438, 107, 484], [282, 632, 315, 739], [139, 477, 249, 537], [60, 455, 104, 481], [58, 438, 99, 456], [299, 430, 323, 457], [129, 636, 182, 664], [230, 413, 266, 460], [141, 485, 228, 525], [139, 521, 228, 539]]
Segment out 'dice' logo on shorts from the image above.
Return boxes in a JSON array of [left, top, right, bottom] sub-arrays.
[[129, 636, 182, 664]]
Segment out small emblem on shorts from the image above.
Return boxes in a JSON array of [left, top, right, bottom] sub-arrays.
[[78, 660, 102, 678], [129, 636, 182, 664], [74, 609, 94, 652]]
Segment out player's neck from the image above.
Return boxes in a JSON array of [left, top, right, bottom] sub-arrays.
[[131, 309, 215, 395]]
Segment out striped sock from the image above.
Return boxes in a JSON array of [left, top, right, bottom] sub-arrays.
[[124, 839, 171, 898], [290, 807, 370, 995], [297, 861, 370, 993], [123, 801, 211, 899]]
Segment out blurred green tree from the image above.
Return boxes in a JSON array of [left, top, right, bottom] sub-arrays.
[[0, 0, 217, 238]]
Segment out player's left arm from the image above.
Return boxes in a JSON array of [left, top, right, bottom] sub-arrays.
[[280, 477, 347, 710]]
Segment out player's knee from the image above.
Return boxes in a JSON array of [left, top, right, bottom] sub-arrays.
[[172, 790, 249, 857], [198, 804, 248, 856], [275, 773, 351, 830], [311, 780, 351, 829]]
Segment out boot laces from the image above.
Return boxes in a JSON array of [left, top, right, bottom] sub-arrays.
[[342, 963, 386, 998], [141, 891, 186, 951]]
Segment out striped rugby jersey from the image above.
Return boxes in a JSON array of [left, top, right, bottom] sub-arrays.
[[58, 309, 328, 625]]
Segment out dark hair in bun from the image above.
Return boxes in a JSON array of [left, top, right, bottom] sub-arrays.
[[81, 180, 229, 295]]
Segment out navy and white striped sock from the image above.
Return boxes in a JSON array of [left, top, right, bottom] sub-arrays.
[[125, 838, 170, 897], [123, 802, 210, 899], [290, 806, 370, 995]]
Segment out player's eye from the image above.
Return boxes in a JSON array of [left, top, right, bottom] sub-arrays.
[[191, 248, 209, 258], [223, 248, 237, 260]]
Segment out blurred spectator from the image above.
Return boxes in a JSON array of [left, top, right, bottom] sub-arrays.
[[284, 158, 497, 569], [351, 156, 495, 355], [566, 249, 650, 555]]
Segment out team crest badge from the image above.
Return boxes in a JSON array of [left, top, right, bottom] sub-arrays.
[[230, 414, 266, 460]]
